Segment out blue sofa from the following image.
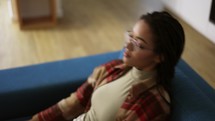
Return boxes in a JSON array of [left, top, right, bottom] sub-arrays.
[[0, 50, 215, 121]]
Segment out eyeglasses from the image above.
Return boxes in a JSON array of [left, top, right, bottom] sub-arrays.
[[124, 31, 154, 51]]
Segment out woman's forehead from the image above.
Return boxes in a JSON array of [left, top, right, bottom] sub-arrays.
[[132, 20, 154, 45]]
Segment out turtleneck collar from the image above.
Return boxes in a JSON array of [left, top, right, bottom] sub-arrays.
[[130, 67, 156, 80]]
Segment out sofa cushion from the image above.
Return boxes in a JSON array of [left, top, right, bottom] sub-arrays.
[[176, 60, 215, 102], [171, 67, 215, 121]]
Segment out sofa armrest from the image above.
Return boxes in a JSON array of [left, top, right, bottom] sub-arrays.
[[0, 51, 121, 120]]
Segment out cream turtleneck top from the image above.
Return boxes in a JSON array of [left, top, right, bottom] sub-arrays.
[[83, 67, 155, 121]]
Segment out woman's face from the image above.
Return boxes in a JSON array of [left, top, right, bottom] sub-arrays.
[[123, 20, 160, 71]]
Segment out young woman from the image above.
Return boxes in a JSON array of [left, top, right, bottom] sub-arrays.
[[30, 11, 185, 121]]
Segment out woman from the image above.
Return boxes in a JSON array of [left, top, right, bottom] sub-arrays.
[[30, 11, 185, 121]]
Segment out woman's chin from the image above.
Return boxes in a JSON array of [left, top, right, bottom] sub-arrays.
[[123, 57, 131, 65], [122, 56, 127, 62]]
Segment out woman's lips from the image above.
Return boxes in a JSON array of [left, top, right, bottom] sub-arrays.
[[123, 51, 131, 58]]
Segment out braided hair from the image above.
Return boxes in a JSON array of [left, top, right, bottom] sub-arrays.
[[140, 11, 185, 92]]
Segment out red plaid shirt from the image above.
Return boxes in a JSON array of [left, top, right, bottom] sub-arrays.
[[36, 60, 170, 121]]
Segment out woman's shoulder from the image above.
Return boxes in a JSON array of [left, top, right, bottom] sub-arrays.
[[119, 84, 170, 120], [138, 84, 171, 107], [139, 85, 171, 114]]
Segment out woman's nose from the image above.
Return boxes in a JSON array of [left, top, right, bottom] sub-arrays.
[[125, 41, 133, 51]]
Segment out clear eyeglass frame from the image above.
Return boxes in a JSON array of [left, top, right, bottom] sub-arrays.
[[124, 31, 154, 52]]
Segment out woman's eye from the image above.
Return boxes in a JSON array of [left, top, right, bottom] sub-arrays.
[[139, 45, 145, 49]]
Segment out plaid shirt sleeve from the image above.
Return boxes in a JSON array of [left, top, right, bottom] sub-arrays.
[[33, 82, 93, 121]]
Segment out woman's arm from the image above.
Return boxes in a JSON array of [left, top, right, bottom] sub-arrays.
[[29, 91, 87, 121], [29, 66, 105, 121]]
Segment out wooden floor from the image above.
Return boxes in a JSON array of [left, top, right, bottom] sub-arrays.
[[1, 0, 215, 88]]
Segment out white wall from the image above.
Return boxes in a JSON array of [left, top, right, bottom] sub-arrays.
[[161, 0, 215, 44], [56, 0, 63, 17], [140, 0, 164, 13]]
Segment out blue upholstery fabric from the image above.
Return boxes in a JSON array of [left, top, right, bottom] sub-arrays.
[[0, 50, 215, 121], [171, 67, 215, 121], [176, 60, 215, 102]]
